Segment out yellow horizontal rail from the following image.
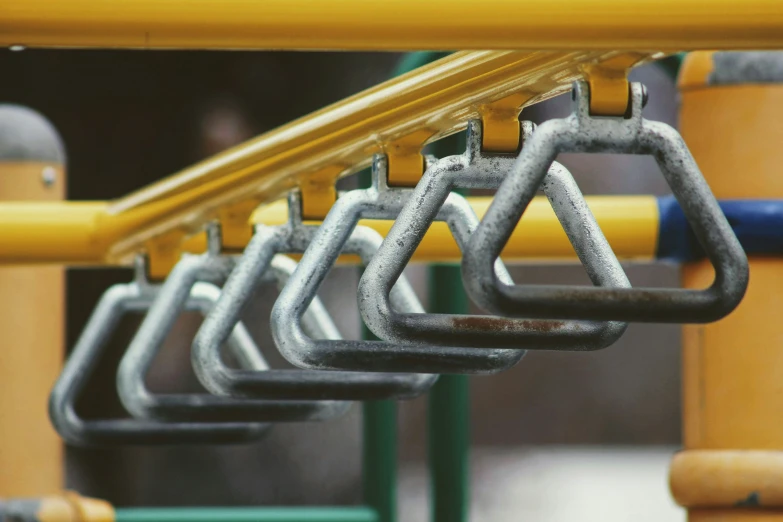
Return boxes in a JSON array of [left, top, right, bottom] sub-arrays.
[[0, 196, 659, 265], [1, 0, 781, 51], [40, 50, 655, 265]]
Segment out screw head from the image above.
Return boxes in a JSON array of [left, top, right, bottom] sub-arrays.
[[41, 166, 57, 186]]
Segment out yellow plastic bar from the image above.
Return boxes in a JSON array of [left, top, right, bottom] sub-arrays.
[[1, 0, 781, 51], [0, 196, 659, 265], [55, 51, 654, 264]]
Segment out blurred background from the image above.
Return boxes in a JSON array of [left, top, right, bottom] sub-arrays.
[[0, 49, 684, 521]]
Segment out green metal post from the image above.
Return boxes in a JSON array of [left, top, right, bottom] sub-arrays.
[[427, 267, 470, 522], [423, 54, 470, 519], [359, 163, 398, 522], [115, 507, 378, 522], [393, 52, 470, 522], [362, 398, 397, 522]]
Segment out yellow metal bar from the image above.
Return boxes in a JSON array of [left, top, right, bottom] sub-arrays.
[[1, 0, 781, 51], [0, 163, 65, 496], [64, 51, 654, 265], [0, 202, 109, 264], [0, 195, 659, 265]]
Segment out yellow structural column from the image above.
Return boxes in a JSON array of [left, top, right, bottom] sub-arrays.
[[670, 52, 783, 520], [0, 106, 65, 496]]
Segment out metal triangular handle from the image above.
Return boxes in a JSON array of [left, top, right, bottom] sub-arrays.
[[115, 245, 350, 423], [191, 203, 439, 398], [48, 281, 269, 447], [463, 82, 748, 323], [269, 164, 527, 374], [359, 121, 629, 351]]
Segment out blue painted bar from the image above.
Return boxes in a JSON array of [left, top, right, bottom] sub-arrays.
[[657, 196, 783, 261]]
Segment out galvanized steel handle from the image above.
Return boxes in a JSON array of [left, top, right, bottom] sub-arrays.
[[359, 121, 630, 351], [463, 82, 749, 323], [115, 243, 350, 424], [192, 193, 439, 399], [48, 280, 270, 447], [270, 163, 526, 374]]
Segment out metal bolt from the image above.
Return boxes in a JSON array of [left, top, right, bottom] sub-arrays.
[[41, 166, 57, 186]]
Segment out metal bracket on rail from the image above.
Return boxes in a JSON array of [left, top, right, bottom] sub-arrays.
[[268, 161, 526, 374], [48, 258, 269, 447], [358, 121, 629, 351], [462, 81, 749, 323], [115, 226, 351, 423], [299, 165, 344, 221], [192, 192, 438, 399]]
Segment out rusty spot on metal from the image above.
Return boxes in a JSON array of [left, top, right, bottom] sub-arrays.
[[451, 316, 564, 332], [520, 319, 567, 332], [452, 316, 509, 331]]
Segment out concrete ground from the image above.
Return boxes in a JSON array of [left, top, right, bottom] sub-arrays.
[[399, 446, 684, 522]]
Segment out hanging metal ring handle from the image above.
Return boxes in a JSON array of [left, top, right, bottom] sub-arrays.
[[359, 120, 629, 350], [49, 274, 269, 447], [268, 173, 526, 375], [462, 82, 749, 323], [192, 196, 438, 399], [115, 237, 351, 423]]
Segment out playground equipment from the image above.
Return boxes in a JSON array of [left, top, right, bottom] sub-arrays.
[[2, 3, 783, 521]]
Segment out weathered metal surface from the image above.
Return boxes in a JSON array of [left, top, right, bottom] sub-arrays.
[[115, 236, 351, 423], [359, 121, 629, 351], [463, 82, 748, 323], [192, 194, 439, 397], [267, 188, 525, 374], [48, 268, 270, 446]]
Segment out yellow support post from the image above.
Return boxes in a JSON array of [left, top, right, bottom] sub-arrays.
[[0, 106, 65, 496], [671, 52, 783, 519]]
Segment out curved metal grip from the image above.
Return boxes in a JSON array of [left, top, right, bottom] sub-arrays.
[[463, 82, 749, 323], [115, 248, 350, 423], [192, 196, 438, 399], [48, 282, 269, 447], [269, 178, 525, 375], [359, 122, 629, 351]]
